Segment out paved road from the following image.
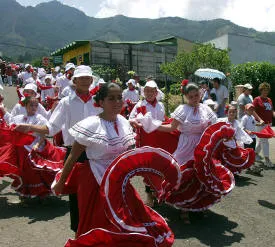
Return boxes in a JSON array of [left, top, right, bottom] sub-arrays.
[[0, 86, 275, 247]]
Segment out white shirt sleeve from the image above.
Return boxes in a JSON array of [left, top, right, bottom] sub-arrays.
[[46, 99, 66, 136], [129, 101, 141, 119]]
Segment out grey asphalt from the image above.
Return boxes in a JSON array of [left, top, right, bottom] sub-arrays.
[[0, 86, 274, 247]]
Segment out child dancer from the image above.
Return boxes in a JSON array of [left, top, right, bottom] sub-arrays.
[[129, 80, 165, 121], [0, 97, 52, 200], [219, 104, 253, 147], [129, 80, 165, 206], [241, 103, 262, 175]]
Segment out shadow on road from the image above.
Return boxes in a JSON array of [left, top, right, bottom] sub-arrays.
[[234, 175, 257, 187], [0, 196, 69, 224], [258, 200, 275, 210], [155, 204, 244, 247]]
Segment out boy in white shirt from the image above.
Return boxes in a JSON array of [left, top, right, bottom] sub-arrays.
[[122, 79, 140, 103], [129, 80, 165, 121], [241, 103, 263, 175], [129, 80, 165, 207]]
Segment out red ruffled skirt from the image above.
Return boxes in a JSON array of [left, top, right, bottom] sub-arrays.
[[53, 147, 181, 247], [138, 122, 255, 211], [0, 124, 66, 198]]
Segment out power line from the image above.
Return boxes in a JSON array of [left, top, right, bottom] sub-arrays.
[[0, 42, 51, 51]]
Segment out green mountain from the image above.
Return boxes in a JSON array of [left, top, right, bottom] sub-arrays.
[[1, 0, 275, 61]]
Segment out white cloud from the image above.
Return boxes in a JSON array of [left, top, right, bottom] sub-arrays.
[[95, 0, 275, 32], [223, 0, 275, 32]]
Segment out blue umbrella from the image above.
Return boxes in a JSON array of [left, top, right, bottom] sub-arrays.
[[194, 68, 226, 80]]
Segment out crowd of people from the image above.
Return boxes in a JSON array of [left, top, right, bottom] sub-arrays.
[[0, 61, 274, 246], [200, 78, 275, 169]]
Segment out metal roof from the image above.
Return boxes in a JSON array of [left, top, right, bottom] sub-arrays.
[[51, 40, 90, 56], [51, 37, 178, 56]]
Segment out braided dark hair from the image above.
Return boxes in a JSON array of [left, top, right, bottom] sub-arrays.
[[94, 82, 121, 104]]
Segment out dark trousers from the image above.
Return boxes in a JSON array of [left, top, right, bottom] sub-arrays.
[[65, 147, 88, 232], [244, 138, 256, 150]]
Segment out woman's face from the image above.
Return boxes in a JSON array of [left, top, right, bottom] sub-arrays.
[[228, 108, 237, 121], [26, 100, 39, 116], [260, 88, 270, 98], [100, 87, 123, 115], [186, 89, 200, 106], [144, 87, 158, 102]]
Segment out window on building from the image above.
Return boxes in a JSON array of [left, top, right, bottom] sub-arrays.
[[84, 53, 90, 65], [70, 57, 77, 65]]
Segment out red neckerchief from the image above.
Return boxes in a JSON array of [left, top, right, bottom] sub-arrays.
[[37, 81, 53, 90], [193, 106, 198, 115], [90, 85, 99, 96], [76, 91, 92, 103], [137, 106, 147, 115], [114, 121, 119, 135], [146, 98, 157, 107], [129, 87, 135, 91]]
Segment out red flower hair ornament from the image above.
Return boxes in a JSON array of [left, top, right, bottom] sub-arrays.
[[180, 79, 189, 94]]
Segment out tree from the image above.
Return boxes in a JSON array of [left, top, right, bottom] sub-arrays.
[[160, 43, 231, 80], [230, 62, 275, 101], [91, 64, 117, 81]]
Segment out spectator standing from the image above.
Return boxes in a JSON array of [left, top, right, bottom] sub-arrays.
[[210, 77, 228, 117], [237, 83, 253, 119], [200, 80, 210, 102], [56, 63, 75, 98], [18, 64, 33, 86], [253, 82, 275, 167], [226, 73, 234, 102], [6, 64, 13, 86]]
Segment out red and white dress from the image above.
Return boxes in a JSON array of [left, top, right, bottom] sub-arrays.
[[0, 114, 66, 198], [171, 103, 217, 165], [53, 115, 176, 246], [134, 104, 254, 211]]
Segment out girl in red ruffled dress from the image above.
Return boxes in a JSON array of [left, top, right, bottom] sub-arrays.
[[155, 83, 217, 221], [52, 82, 175, 247], [0, 97, 64, 200]]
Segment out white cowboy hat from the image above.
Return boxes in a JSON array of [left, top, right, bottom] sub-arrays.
[[126, 79, 136, 87], [19, 83, 40, 98], [65, 63, 75, 72], [72, 65, 93, 79]]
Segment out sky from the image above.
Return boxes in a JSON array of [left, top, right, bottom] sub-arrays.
[[16, 0, 275, 32]]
